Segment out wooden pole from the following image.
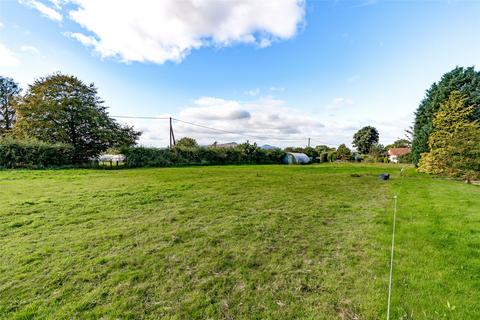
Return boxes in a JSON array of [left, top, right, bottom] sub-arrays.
[[169, 117, 176, 147]]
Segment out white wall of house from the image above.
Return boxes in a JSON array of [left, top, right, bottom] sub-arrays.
[[389, 155, 398, 163]]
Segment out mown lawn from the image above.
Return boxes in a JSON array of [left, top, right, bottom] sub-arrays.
[[0, 164, 478, 319]]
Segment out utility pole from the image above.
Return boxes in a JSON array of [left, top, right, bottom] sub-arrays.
[[169, 117, 176, 149], [308, 138, 311, 148]]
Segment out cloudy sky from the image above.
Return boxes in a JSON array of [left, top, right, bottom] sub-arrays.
[[1, 0, 480, 148]]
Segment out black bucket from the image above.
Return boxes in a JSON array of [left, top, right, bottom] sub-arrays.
[[379, 173, 390, 181]]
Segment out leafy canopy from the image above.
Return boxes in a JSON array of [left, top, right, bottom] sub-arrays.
[[418, 91, 480, 180], [15, 73, 140, 161], [411, 66, 480, 165], [352, 126, 379, 154], [176, 137, 199, 148], [336, 143, 351, 160]]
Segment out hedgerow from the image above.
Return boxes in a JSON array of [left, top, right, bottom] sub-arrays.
[[0, 138, 74, 168], [121, 144, 286, 168]]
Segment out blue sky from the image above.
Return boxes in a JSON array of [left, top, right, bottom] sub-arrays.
[[1, 0, 479, 148]]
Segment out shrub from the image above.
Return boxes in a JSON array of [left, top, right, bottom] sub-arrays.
[[121, 144, 286, 168], [0, 138, 74, 168], [327, 151, 336, 162], [319, 152, 328, 163]]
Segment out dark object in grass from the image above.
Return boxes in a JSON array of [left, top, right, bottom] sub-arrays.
[[379, 173, 390, 181], [350, 173, 361, 177]]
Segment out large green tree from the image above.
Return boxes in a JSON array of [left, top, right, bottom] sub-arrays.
[[418, 91, 480, 180], [411, 66, 480, 165], [15, 73, 140, 161], [0, 76, 21, 135], [352, 126, 379, 154]]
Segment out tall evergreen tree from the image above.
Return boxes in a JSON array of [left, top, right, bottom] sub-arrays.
[[0, 76, 21, 135], [418, 91, 480, 180], [15, 73, 141, 161], [411, 66, 480, 165]]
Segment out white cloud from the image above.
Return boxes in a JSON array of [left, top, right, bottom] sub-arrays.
[[0, 43, 21, 67], [244, 88, 260, 97], [56, 0, 305, 64], [65, 32, 98, 47], [332, 97, 354, 107], [0, 21, 4, 28], [115, 95, 410, 148], [119, 96, 330, 147], [181, 97, 251, 120], [21, 0, 63, 21], [20, 45, 40, 54]]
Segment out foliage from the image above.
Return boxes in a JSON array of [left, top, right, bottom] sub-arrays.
[[315, 144, 334, 154], [352, 126, 379, 154], [122, 143, 286, 167], [176, 137, 199, 148], [318, 152, 328, 163], [14, 73, 140, 161], [397, 152, 412, 164], [302, 146, 319, 159], [370, 143, 385, 158], [336, 143, 352, 161], [0, 138, 74, 168], [0, 76, 21, 136], [385, 138, 411, 150], [327, 150, 336, 162], [411, 66, 480, 165], [418, 91, 480, 180]]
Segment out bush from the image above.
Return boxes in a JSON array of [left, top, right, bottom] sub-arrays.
[[397, 152, 412, 164], [121, 144, 286, 168], [319, 152, 328, 163], [0, 138, 74, 168], [327, 151, 336, 162]]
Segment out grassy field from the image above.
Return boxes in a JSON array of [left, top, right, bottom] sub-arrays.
[[0, 164, 478, 319]]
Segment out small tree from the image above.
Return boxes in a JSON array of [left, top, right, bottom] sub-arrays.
[[176, 137, 199, 148], [418, 91, 480, 180], [315, 145, 333, 154], [386, 138, 411, 150], [0, 76, 21, 135], [15, 73, 140, 161], [352, 126, 379, 154], [303, 146, 319, 159], [327, 151, 337, 162], [336, 144, 351, 161]]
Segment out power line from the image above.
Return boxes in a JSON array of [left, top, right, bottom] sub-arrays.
[[172, 118, 310, 142], [111, 115, 170, 120], [111, 114, 331, 145]]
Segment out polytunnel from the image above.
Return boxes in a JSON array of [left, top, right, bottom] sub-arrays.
[[283, 152, 311, 164]]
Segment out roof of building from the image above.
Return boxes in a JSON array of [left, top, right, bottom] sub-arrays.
[[388, 147, 411, 156]]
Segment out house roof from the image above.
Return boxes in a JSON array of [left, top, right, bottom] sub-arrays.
[[388, 147, 411, 156]]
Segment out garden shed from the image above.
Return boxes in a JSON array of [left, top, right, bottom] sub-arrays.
[[283, 152, 310, 164]]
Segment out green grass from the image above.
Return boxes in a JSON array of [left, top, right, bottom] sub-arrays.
[[0, 164, 478, 319]]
